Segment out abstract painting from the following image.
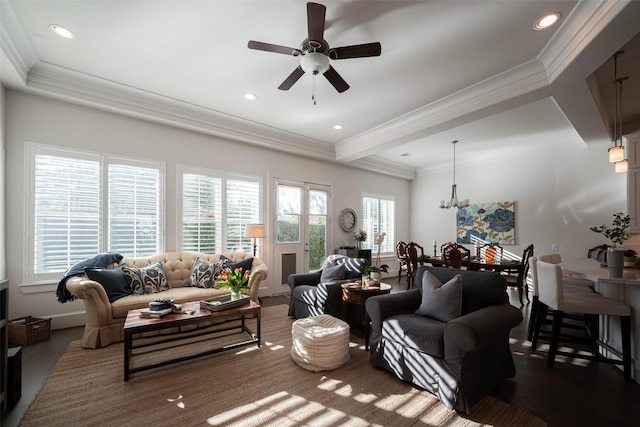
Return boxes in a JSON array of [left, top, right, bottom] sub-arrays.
[[456, 201, 515, 245]]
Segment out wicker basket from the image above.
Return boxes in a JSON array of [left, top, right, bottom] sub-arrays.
[[8, 316, 51, 346]]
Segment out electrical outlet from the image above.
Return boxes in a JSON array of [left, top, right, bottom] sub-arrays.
[[552, 243, 559, 251]]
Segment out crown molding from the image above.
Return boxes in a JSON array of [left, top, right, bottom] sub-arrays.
[[335, 59, 550, 162], [541, 0, 630, 82]]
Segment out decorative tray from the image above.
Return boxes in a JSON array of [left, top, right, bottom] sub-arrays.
[[200, 294, 250, 311]]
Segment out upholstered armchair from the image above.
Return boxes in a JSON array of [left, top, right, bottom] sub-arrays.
[[365, 266, 522, 414], [288, 255, 369, 319]]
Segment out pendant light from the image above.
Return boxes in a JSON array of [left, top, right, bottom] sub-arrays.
[[440, 140, 469, 209], [609, 51, 629, 172]]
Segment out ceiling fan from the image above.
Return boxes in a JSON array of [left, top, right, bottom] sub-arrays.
[[248, 2, 381, 96]]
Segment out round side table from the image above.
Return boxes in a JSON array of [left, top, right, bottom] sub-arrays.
[[341, 282, 391, 350]]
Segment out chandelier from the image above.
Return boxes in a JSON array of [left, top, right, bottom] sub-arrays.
[[440, 140, 469, 209], [608, 51, 628, 173]]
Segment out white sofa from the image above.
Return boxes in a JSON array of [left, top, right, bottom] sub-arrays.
[[66, 251, 267, 348]]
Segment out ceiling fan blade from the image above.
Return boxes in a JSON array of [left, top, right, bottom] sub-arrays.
[[323, 66, 350, 93], [278, 67, 305, 91], [248, 40, 301, 56], [307, 2, 326, 42], [329, 42, 382, 60]]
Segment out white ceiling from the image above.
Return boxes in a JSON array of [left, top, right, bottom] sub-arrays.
[[2, 1, 640, 179]]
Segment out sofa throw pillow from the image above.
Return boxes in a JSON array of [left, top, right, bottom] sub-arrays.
[[218, 255, 253, 275], [123, 262, 171, 295], [84, 264, 131, 303], [185, 257, 221, 288], [415, 270, 462, 322], [335, 257, 367, 279], [320, 263, 346, 283]]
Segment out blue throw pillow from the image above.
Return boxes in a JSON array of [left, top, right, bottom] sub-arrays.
[[84, 264, 131, 303], [219, 255, 254, 275]]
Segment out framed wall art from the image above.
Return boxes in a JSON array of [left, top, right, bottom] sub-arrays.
[[456, 201, 515, 245]]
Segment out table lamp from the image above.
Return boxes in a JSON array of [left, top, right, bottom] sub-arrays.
[[245, 224, 265, 256]]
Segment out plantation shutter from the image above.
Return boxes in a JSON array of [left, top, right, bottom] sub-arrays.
[[182, 173, 222, 253], [108, 163, 162, 256], [33, 153, 100, 274], [361, 197, 378, 250], [226, 178, 260, 253], [380, 198, 395, 253], [362, 195, 395, 253]]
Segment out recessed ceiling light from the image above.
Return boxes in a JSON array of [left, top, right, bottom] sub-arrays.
[[534, 13, 561, 31], [50, 24, 75, 39], [333, 125, 343, 130], [244, 93, 257, 101]]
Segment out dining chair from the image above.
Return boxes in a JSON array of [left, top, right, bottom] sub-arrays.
[[531, 259, 632, 380], [395, 241, 410, 285], [478, 242, 504, 263], [587, 244, 611, 263], [406, 241, 425, 289], [442, 242, 471, 269], [503, 244, 533, 304]]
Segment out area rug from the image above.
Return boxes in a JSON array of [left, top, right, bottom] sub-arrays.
[[20, 304, 545, 427]]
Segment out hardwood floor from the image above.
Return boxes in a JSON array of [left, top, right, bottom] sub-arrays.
[[2, 284, 640, 427]]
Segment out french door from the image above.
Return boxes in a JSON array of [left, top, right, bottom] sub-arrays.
[[272, 179, 330, 295]]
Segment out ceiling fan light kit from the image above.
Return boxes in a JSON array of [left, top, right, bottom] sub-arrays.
[[247, 2, 381, 103], [300, 52, 330, 75]]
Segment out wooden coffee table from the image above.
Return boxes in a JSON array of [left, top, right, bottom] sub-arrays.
[[123, 299, 260, 380], [341, 282, 391, 350]]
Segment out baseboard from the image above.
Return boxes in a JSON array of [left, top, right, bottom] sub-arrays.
[[48, 311, 86, 330]]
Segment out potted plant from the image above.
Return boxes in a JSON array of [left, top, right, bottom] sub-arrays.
[[353, 229, 367, 249], [589, 212, 631, 247], [363, 263, 389, 285], [590, 212, 631, 277]]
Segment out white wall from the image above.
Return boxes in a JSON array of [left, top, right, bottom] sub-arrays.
[[0, 86, 6, 280], [410, 139, 638, 260], [4, 90, 410, 328]]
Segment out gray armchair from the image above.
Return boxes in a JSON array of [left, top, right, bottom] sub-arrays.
[[288, 255, 369, 319], [365, 266, 522, 414]]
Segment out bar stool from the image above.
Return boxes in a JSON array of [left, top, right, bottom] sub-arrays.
[[531, 260, 632, 380], [527, 256, 595, 341]]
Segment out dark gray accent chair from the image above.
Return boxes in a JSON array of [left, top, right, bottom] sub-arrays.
[[365, 266, 523, 414], [288, 255, 369, 319]]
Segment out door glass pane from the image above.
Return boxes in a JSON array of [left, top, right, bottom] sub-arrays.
[[308, 189, 327, 270], [277, 185, 301, 243]]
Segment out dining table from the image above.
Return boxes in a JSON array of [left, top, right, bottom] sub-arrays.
[[420, 255, 526, 304], [561, 258, 640, 383]]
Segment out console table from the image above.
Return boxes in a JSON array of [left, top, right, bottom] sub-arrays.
[[335, 248, 371, 264]]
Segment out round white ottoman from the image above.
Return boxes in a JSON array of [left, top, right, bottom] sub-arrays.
[[291, 314, 351, 372]]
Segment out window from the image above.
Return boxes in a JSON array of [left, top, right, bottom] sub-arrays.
[[179, 167, 261, 254], [27, 144, 164, 284], [361, 194, 395, 254]]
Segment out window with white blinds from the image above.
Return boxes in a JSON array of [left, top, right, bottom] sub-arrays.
[[108, 163, 162, 257], [179, 167, 261, 255], [182, 173, 222, 253], [27, 144, 164, 284], [362, 195, 395, 253]]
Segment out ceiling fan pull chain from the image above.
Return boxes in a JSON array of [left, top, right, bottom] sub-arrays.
[[312, 74, 317, 105]]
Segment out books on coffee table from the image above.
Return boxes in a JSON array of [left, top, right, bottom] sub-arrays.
[[139, 307, 173, 318]]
